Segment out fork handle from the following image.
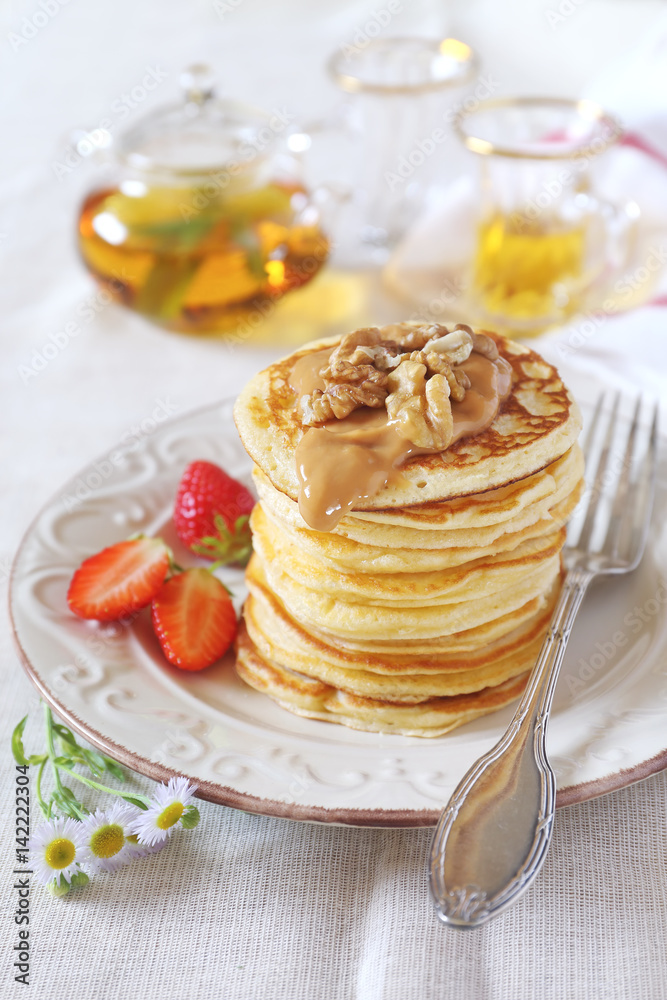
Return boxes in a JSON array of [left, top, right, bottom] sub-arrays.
[[429, 566, 594, 927]]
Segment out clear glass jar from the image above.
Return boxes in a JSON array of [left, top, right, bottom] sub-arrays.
[[76, 66, 329, 335]]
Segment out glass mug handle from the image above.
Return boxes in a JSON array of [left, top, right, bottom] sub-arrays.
[[579, 193, 642, 303]]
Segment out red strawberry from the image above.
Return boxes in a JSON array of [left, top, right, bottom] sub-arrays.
[[173, 460, 254, 565], [68, 537, 170, 622], [151, 568, 237, 671]]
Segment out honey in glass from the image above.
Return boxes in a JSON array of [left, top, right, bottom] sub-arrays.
[[473, 212, 586, 324], [455, 97, 630, 336]]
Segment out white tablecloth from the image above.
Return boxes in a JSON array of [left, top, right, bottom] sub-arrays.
[[2, 2, 667, 998]]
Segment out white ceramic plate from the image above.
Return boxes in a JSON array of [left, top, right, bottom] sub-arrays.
[[10, 388, 667, 827]]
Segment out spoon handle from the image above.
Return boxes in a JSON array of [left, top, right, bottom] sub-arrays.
[[429, 567, 593, 928]]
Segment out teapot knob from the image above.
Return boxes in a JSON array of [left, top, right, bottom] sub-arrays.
[[180, 64, 215, 106]]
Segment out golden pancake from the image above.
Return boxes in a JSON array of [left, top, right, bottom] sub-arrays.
[[243, 573, 559, 697], [231, 323, 583, 737], [236, 627, 531, 737], [252, 443, 583, 550], [246, 556, 560, 657], [248, 546, 561, 637], [233, 324, 582, 511], [251, 501, 565, 605]]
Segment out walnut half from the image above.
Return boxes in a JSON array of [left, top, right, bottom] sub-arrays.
[[300, 328, 392, 425], [304, 380, 387, 423], [297, 322, 503, 449], [385, 359, 454, 451]]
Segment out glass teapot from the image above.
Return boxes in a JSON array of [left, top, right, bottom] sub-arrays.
[[76, 65, 329, 335]]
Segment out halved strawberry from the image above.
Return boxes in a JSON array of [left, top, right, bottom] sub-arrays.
[[173, 460, 254, 565], [68, 537, 171, 622], [151, 568, 237, 671]]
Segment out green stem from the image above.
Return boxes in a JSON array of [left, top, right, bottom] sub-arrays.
[[56, 762, 151, 809], [41, 703, 150, 816], [44, 705, 87, 820], [207, 559, 227, 573], [44, 705, 66, 797], [35, 758, 50, 819]]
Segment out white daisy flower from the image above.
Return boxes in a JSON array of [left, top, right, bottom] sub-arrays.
[[29, 816, 86, 886], [78, 801, 140, 873], [128, 776, 198, 847]]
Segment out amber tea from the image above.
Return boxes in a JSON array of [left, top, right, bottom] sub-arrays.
[[77, 181, 329, 334], [473, 213, 588, 326]]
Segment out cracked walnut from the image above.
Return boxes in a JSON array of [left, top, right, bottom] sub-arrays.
[[298, 323, 500, 450]]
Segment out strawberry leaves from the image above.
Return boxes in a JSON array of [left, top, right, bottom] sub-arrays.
[[190, 513, 252, 565]]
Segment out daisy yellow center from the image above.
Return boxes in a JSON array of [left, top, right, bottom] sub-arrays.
[[45, 838, 76, 870], [89, 823, 125, 859], [156, 802, 184, 830], [126, 834, 140, 844]]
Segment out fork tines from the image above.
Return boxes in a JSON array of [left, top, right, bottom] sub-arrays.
[[568, 394, 659, 570]]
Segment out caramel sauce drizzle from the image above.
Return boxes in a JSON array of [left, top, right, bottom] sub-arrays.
[[290, 347, 512, 532]]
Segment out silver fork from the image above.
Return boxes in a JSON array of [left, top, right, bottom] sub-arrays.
[[429, 394, 659, 928]]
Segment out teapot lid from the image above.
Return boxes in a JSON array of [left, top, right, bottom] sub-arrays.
[[116, 65, 284, 175]]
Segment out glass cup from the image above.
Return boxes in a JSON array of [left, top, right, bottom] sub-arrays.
[[455, 97, 637, 336], [323, 37, 479, 265]]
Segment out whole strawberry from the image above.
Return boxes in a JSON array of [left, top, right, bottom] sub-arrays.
[[173, 460, 254, 566]]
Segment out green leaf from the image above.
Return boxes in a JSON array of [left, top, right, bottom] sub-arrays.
[[50, 785, 88, 819], [54, 729, 86, 763], [181, 805, 200, 830], [53, 756, 75, 768], [102, 758, 125, 782], [60, 785, 83, 805], [11, 716, 29, 765], [50, 791, 78, 819], [134, 256, 200, 321], [132, 212, 219, 250], [120, 794, 149, 810], [80, 749, 107, 777], [48, 878, 71, 898], [52, 723, 78, 744], [192, 511, 253, 567]]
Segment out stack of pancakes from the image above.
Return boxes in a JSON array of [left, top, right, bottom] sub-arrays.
[[233, 325, 583, 737]]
